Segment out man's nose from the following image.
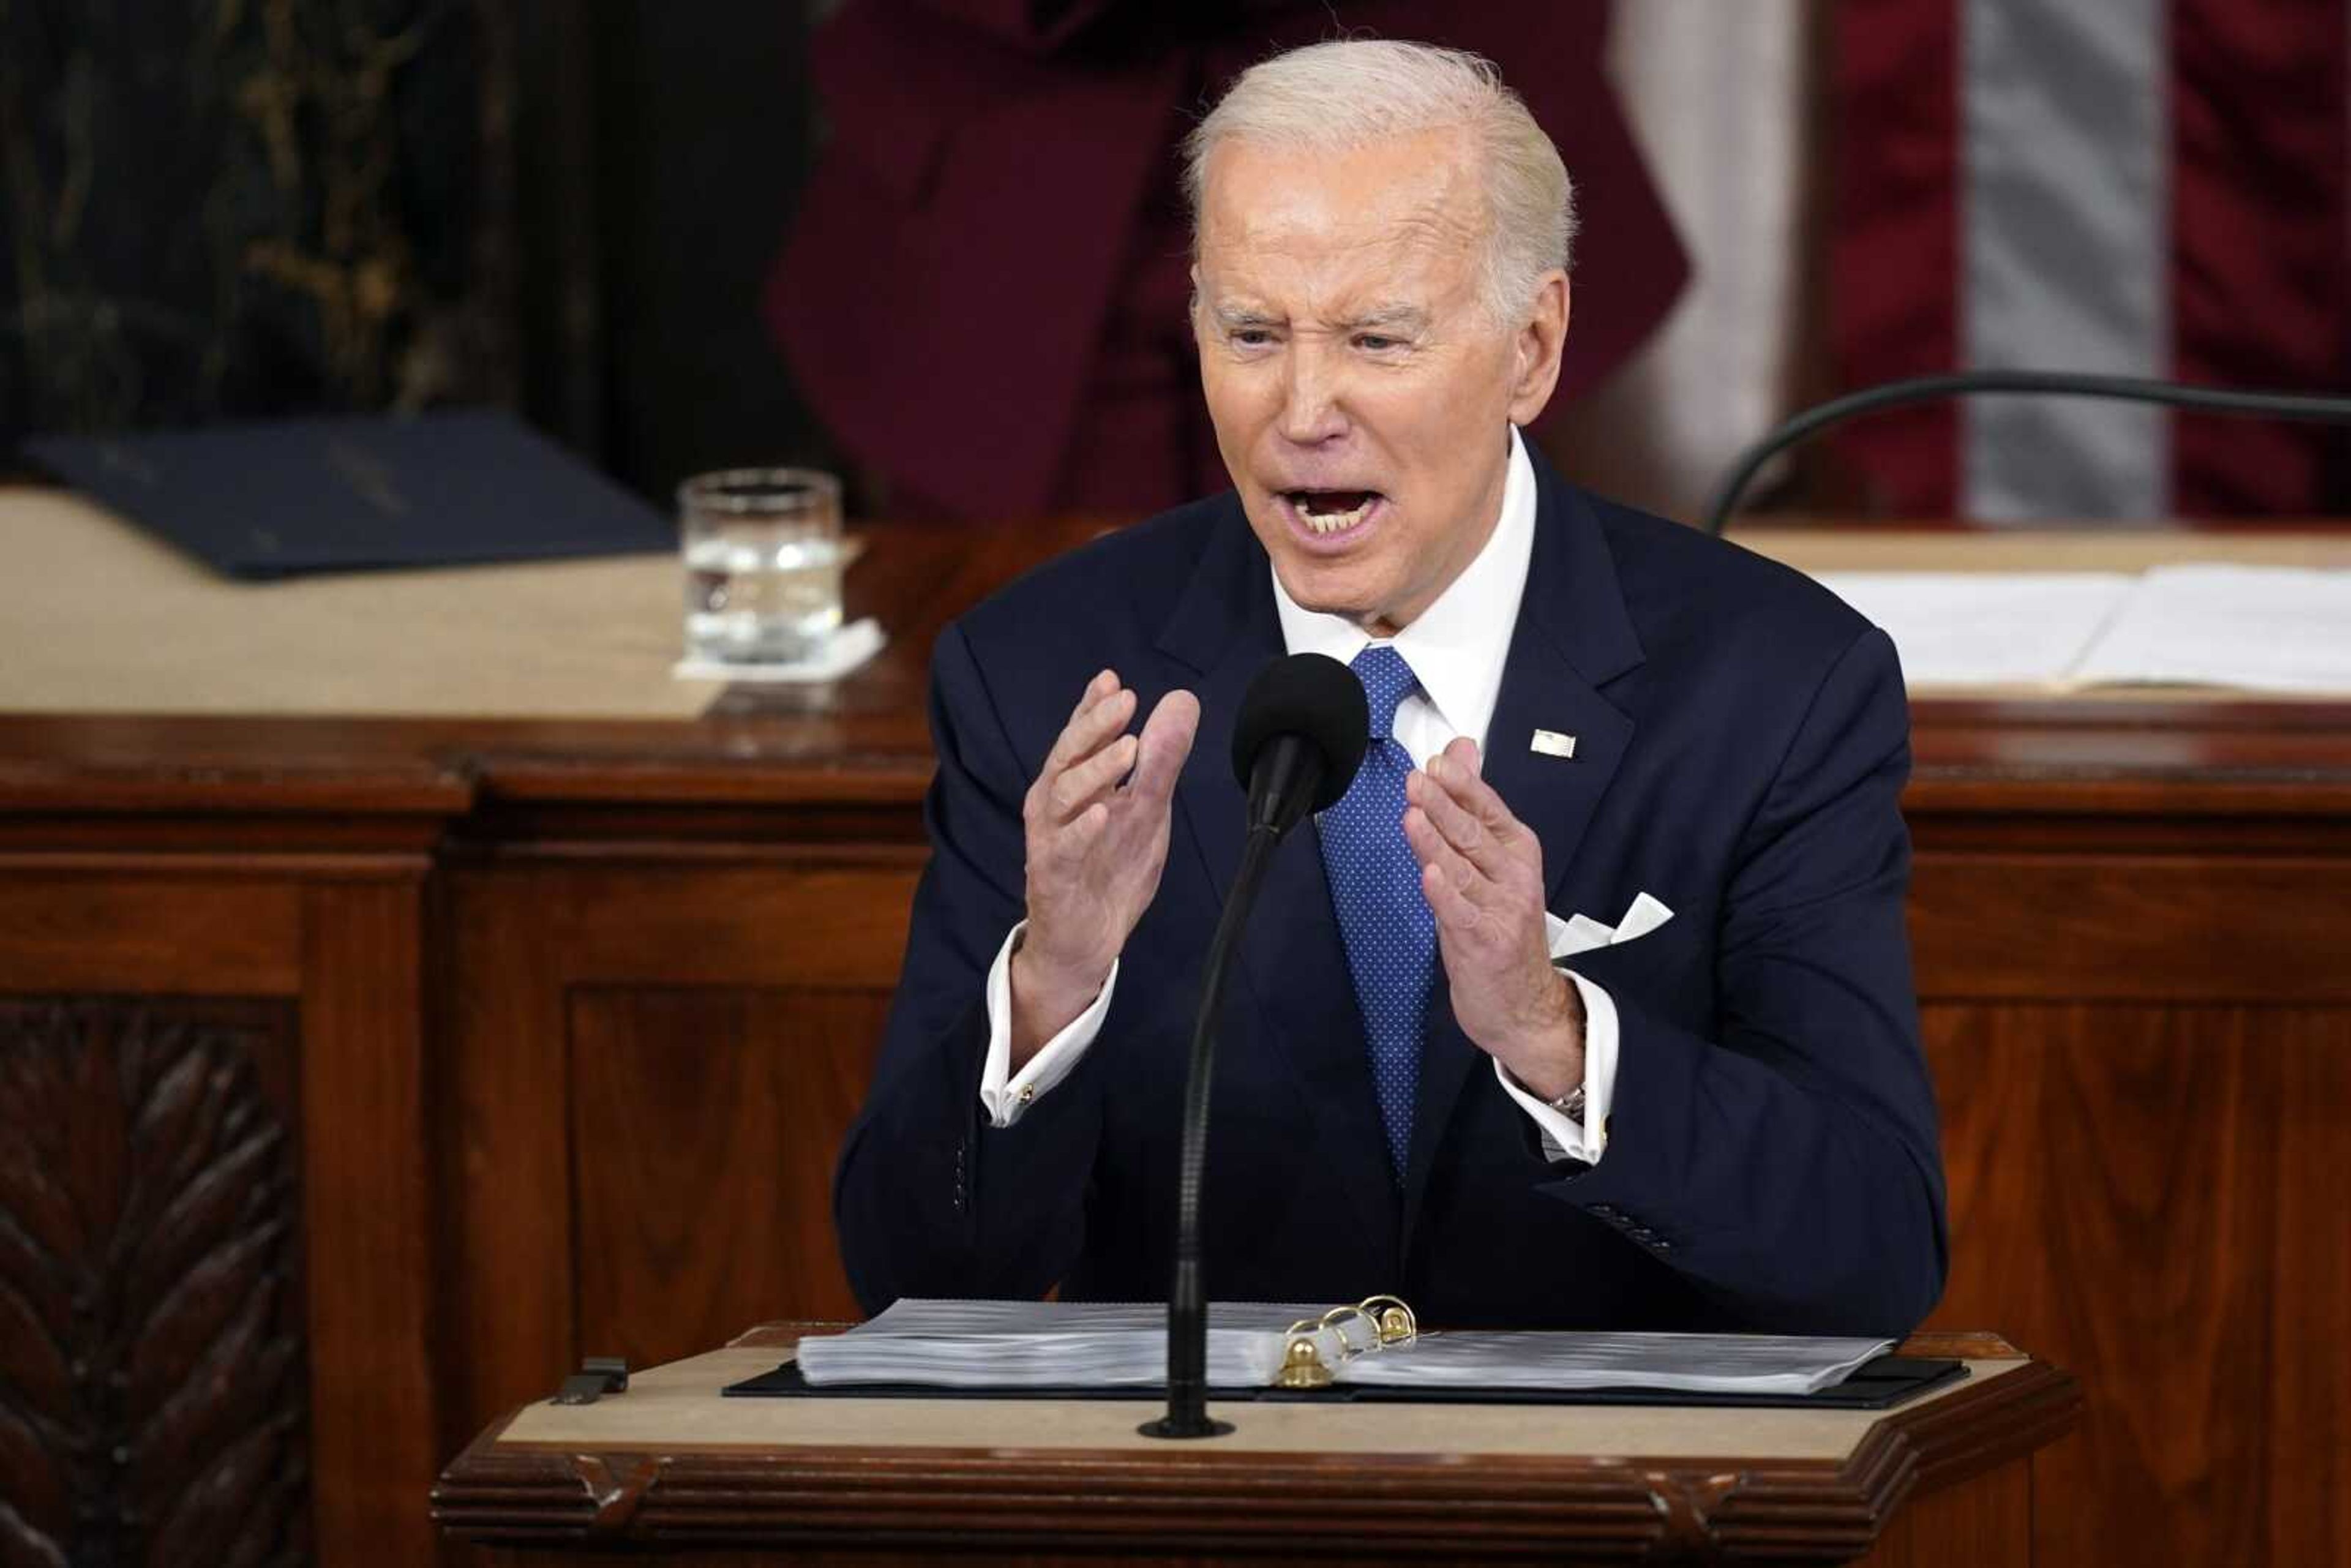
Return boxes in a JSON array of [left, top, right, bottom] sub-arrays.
[[1277, 346, 1349, 445]]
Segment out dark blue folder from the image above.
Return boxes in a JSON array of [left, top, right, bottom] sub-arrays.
[[23, 410, 675, 579]]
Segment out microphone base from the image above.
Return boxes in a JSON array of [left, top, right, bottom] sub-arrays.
[[1138, 1414, 1235, 1441]]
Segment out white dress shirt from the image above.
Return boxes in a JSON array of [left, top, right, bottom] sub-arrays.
[[975, 426, 1618, 1165]]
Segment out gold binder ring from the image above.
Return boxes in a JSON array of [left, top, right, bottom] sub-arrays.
[[1317, 1304, 1376, 1361], [1357, 1294, 1419, 1349]]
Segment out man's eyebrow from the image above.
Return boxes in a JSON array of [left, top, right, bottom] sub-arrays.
[[1341, 304, 1430, 334], [1207, 302, 1281, 330]]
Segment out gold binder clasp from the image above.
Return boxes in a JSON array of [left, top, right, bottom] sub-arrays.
[[1273, 1333, 1335, 1389], [1360, 1295, 1419, 1349], [1274, 1296, 1417, 1389]]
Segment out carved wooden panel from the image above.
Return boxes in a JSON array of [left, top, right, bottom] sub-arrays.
[[0, 998, 309, 1568], [1924, 1001, 2351, 1568], [568, 986, 891, 1373]]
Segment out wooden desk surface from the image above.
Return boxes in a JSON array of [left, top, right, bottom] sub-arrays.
[[492, 1336, 2017, 1463], [3, 500, 2348, 819], [435, 1328, 2077, 1565]]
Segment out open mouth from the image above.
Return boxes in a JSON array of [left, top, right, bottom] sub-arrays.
[[1280, 489, 1385, 536]]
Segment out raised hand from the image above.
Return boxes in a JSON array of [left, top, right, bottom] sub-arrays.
[[1009, 669, 1201, 1064], [1401, 737, 1584, 1099]]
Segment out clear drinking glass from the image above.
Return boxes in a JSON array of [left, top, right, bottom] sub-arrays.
[[678, 468, 844, 665]]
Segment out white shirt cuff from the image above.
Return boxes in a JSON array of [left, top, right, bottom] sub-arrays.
[[1493, 970, 1619, 1165], [978, 920, 1117, 1128]]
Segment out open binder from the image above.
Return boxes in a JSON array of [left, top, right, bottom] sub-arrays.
[[722, 1297, 1967, 1412]]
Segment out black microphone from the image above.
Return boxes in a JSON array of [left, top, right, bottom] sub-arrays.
[[1231, 651, 1373, 836], [1142, 653, 1368, 1440]]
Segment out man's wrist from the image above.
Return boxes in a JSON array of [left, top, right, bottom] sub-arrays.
[[1501, 967, 1586, 1101], [1007, 938, 1111, 1065]]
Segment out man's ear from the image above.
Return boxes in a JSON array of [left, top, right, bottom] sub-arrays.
[[1506, 271, 1571, 427]]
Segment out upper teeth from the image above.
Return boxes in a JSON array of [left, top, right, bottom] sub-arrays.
[[1300, 497, 1373, 534]]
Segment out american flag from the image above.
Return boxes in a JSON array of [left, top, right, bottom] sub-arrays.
[[1829, 0, 2350, 520]]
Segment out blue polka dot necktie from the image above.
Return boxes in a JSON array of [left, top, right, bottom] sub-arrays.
[[1318, 644, 1436, 1184]]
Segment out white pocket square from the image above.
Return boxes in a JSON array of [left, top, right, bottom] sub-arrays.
[[1545, 892, 1674, 959]]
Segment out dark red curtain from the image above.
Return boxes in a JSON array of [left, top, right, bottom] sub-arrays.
[[766, 1, 1687, 519]]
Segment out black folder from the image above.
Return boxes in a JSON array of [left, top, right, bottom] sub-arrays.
[[721, 1354, 1967, 1412], [21, 409, 673, 579]]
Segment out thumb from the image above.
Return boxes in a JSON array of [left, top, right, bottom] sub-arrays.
[[1130, 689, 1201, 802]]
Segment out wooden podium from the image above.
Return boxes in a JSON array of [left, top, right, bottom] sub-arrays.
[[433, 1325, 2078, 1566]]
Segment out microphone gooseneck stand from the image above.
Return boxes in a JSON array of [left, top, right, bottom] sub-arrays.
[[1138, 825, 1279, 1440], [1139, 653, 1365, 1440]]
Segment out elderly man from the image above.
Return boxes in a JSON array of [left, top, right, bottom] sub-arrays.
[[836, 40, 1946, 1335]]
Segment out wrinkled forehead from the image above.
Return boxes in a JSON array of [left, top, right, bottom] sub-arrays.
[[1194, 129, 1490, 292]]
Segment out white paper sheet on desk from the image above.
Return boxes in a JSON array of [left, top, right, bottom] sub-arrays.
[[1334, 1330, 1893, 1396], [1810, 572, 2134, 688], [795, 1299, 1894, 1397], [796, 1299, 1338, 1388], [2067, 564, 2351, 694]]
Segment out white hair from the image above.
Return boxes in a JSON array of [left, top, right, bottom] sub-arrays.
[[1182, 39, 1577, 326]]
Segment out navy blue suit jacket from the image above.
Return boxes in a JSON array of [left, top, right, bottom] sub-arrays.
[[837, 449, 1948, 1336]]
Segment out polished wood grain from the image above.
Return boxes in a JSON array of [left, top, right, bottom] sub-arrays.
[[1923, 1003, 2351, 1566], [302, 877, 444, 1568], [0, 876, 303, 995], [444, 859, 917, 1452], [1851, 1454, 2032, 1568], [1910, 853, 2351, 1001], [568, 987, 887, 1370]]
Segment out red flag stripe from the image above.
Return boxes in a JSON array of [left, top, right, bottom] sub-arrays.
[[1828, 0, 1962, 517], [2170, 0, 2351, 517]]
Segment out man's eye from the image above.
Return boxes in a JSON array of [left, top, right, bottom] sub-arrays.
[[1232, 329, 1275, 347], [1355, 334, 1402, 352]]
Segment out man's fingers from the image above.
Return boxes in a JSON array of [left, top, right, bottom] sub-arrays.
[[1041, 677, 1135, 779], [1420, 856, 1485, 932], [1404, 764, 1513, 879], [1403, 806, 1488, 910], [1048, 732, 1138, 822], [1127, 689, 1202, 803], [1069, 667, 1117, 719], [1427, 739, 1516, 833]]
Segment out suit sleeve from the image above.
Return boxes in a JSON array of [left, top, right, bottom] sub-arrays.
[[1545, 627, 1949, 1337], [833, 623, 1104, 1313]]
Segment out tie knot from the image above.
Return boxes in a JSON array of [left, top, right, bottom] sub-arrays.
[[1351, 644, 1419, 738]]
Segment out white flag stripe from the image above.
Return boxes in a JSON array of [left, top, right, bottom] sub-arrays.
[[1962, 0, 2172, 522]]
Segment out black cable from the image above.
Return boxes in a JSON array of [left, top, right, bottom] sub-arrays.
[[1702, 370, 2351, 538]]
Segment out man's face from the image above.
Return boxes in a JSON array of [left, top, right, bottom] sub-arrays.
[[1193, 129, 1565, 636]]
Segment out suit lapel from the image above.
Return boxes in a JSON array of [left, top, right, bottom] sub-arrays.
[[1400, 454, 1645, 1253], [1157, 505, 1401, 1262]]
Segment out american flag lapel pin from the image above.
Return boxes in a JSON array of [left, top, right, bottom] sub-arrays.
[[1529, 729, 1578, 760]]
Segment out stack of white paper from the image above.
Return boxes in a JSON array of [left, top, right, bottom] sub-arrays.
[[1810, 563, 2351, 694], [1335, 1330, 1892, 1397], [797, 1299, 1330, 1389], [2068, 565, 2351, 694], [795, 1299, 1892, 1397], [1810, 572, 2134, 687]]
